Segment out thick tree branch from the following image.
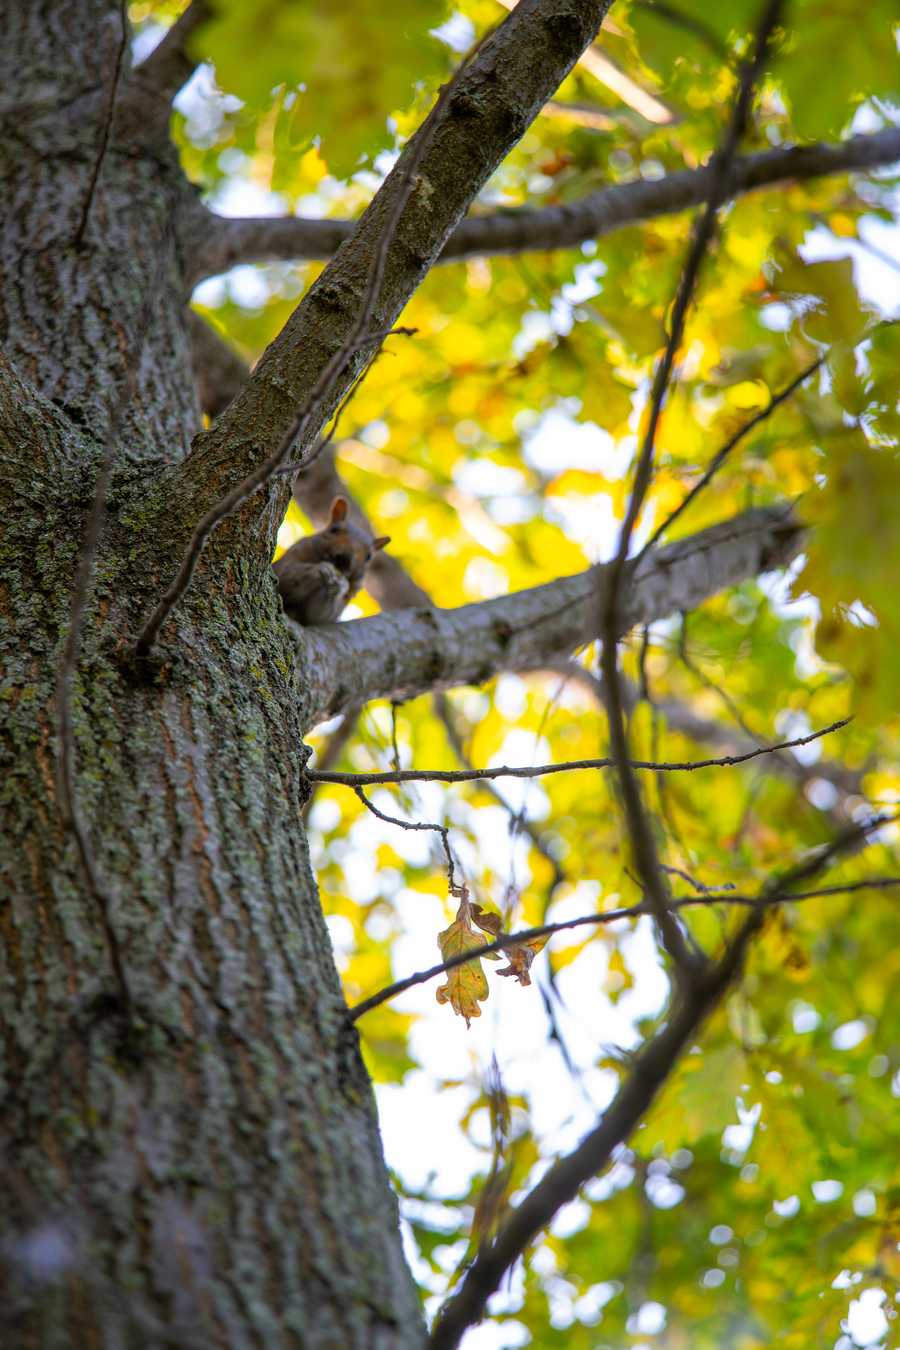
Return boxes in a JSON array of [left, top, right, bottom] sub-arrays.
[[297, 504, 801, 731], [189, 127, 900, 280], [140, 0, 610, 648]]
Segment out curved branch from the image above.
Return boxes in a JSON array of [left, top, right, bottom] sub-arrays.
[[307, 718, 849, 784], [297, 504, 801, 731], [190, 127, 900, 280]]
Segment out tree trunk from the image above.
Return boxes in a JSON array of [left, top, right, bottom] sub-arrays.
[[0, 4, 423, 1345]]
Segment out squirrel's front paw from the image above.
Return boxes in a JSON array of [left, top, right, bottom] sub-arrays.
[[272, 559, 350, 626]]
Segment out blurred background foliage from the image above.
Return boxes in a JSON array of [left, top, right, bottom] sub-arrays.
[[135, 0, 899, 1343]]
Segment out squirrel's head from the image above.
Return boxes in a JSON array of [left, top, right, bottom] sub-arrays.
[[325, 497, 390, 576]]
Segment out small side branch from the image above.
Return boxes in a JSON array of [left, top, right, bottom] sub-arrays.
[[350, 873, 900, 1023], [354, 787, 460, 892], [129, 0, 210, 111], [307, 718, 849, 786]]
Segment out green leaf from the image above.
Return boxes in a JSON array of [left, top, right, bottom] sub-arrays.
[[198, 0, 449, 178]]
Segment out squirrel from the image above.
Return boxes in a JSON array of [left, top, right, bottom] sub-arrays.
[[272, 496, 390, 626]]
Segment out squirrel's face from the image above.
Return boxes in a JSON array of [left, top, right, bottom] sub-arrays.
[[326, 520, 371, 577], [325, 516, 389, 580]]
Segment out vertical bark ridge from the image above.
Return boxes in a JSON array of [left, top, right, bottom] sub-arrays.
[[0, 0, 199, 463]]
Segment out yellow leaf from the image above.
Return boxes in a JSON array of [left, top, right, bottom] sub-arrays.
[[436, 897, 495, 1028]]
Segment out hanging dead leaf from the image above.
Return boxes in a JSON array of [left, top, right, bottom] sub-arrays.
[[470, 904, 548, 987], [436, 895, 499, 1028]]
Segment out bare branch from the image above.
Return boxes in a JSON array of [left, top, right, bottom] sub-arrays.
[[307, 717, 849, 786], [598, 0, 786, 982], [189, 127, 900, 280], [426, 812, 888, 1349], [298, 504, 801, 730], [73, 0, 128, 248], [129, 0, 210, 111]]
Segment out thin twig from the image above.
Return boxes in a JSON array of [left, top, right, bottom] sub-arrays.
[[353, 786, 460, 892], [659, 864, 736, 894], [308, 717, 849, 786], [132, 50, 475, 659], [637, 354, 824, 560], [350, 868, 900, 1023], [598, 0, 786, 982], [73, 0, 128, 247]]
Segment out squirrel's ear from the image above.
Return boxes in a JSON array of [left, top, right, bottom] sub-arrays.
[[372, 535, 390, 552], [329, 497, 349, 524]]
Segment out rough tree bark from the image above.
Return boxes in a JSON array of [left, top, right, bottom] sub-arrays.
[[0, 2, 887, 1347], [0, 2, 424, 1343]]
